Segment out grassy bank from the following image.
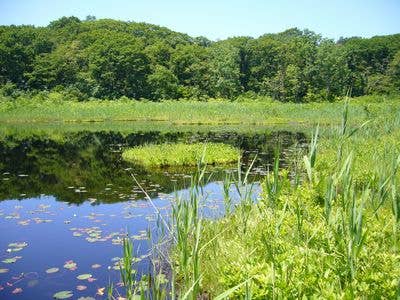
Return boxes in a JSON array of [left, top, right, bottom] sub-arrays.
[[122, 142, 239, 168], [166, 101, 400, 298], [0, 94, 399, 125]]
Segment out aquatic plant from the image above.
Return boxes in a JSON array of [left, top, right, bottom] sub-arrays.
[[122, 142, 239, 168]]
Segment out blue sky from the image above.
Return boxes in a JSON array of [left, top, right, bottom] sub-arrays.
[[0, 0, 399, 40]]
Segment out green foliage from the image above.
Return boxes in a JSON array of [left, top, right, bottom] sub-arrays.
[[209, 41, 243, 98], [389, 50, 400, 92], [169, 101, 400, 298], [1, 93, 399, 125], [1, 18, 399, 101], [122, 143, 239, 168], [147, 65, 180, 100], [87, 35, 150, 99]]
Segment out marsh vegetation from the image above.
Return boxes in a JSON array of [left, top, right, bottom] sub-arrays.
[[164, 101, 400, 299], [122, 143, 239, 168]]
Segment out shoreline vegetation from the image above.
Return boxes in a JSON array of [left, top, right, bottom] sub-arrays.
[[0, 94, 399, 125], [148, 101, 400, 299]]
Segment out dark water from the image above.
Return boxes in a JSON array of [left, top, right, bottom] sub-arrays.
[[0, 126, 306, 299]]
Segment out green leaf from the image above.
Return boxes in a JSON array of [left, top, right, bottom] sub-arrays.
[[2, 256, 21, 264], [77, 274, 92, 280], [53, 291, 73, 299], [8, 242, 28, 248], [214, 278, 252, 300], [46, 267, 59, 274], [63, 261, 77, 270]]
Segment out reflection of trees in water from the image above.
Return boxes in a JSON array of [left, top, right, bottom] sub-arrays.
[[0, 130, 306, 203]]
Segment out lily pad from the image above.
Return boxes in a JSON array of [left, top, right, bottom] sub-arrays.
[[77, 274, 92, 280], [76, 285, 87, 291], [0, 268, 8, 274], [63, 260, 77, 270], [53, 290, 73, 299], [2, 256, 22, 264], [46, 267, 59, 274], [8, 242, 27, 248], [7, 247, 22, 252], [7, 242, 28, 252], [77, 297, 95, 300]]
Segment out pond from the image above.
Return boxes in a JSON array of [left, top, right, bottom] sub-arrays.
[[0, 123, 307, 299]]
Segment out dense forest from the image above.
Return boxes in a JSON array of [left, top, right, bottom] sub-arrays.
[[1, 16, 400, 102]]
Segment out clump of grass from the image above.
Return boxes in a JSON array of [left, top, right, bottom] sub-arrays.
[[107, 236, 170, 300], [122, 142, 239, 168]]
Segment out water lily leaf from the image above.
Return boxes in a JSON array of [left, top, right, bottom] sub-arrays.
[[63, 260, 77, 270], [46, 267, 59, 274], [2, 256, 22, 264], [7, 247, 22, 252], [8, 242, 27, 248], [7, 242, 28, 252], [0, 268, 8, 273], [77, 297, 95, 300], [53, 290, 73, 299], [77, 274, 92, 280], [76, 285, 87, 291]]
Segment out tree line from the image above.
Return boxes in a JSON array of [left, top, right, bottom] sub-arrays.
[[1, 16, 399, 102]]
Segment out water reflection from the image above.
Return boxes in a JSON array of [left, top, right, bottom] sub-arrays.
[[0, 130, 306, 203]]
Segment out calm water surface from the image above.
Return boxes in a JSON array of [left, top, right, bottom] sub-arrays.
[[0, 125, 306, 299]]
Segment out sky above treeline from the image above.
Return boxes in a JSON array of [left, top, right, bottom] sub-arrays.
[[0, 0, 399, 40]]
